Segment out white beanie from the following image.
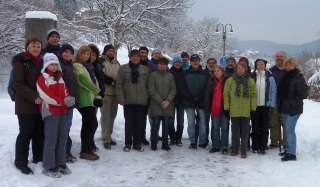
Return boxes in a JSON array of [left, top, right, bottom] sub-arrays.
[[42, 53, 62, 73]]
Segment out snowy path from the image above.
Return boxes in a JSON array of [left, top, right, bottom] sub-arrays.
[[1, 91, 320, 187]]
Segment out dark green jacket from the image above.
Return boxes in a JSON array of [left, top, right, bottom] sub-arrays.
[[148, 70, 176, 117], [179, 66, 208, 109]]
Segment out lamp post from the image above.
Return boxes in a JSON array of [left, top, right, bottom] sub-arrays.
[[215, 23, 233, 56]]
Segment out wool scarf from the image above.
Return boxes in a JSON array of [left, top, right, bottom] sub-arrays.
[[233, 73, 249, 98], [182, 61, 190, 70], [84, 62, 96, 84], [211, 78, 223, 118], [129, 61, 140, 83], [26, 51, 42, 64], [278, 68, 299, 99]]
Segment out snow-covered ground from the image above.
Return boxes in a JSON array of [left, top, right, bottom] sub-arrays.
[[1, 48, 320, 186]]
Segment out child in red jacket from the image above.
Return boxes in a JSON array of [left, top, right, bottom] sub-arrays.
[[37, 53, 75, 178]]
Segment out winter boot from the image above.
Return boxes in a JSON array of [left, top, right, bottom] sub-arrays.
[[123, 145, 131, 152], [66, 152, 77, 163], [151, 144, 158, 151], [281, 153, 297, 161], [80, 151, 99, 161], [133, 144, 144, 152], [279, 150, 288, 157], [169, 140, 176, 146], [43, 167, 62, 178], [103, 143, 112, 150], [259, 149, 266, 155], [110, 140, 117, 145], [189, 143, 197, 150], [91, 140, 99, 152], [58, 164, 71, 175], [141, 138, 150, 145], [16, 165, 33, 175], [176, 139, 183, 147], [161, 142, 172, 152], [198, 144, 209, 150], [241, 151, 247, 159], [209, 148, 220, 153], [252, 150, 259, 154], [222, 149, 228, 155], [230, 150, 238, 156]]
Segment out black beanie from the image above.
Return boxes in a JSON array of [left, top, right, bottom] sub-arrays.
[[254, 59, 267, 70], [139, 46, 149, 53], [130, 49, 140, 58], [181, 52, 189, 58], [47, 29, 60, 40], [103, 44, 114, 55], [60, 43, 74, 55]]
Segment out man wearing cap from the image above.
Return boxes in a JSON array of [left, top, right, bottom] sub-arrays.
[[99, 44, 120, 149], [116, 49, 150, 152], [180, 54, 208, 150], [41, 29, 61, 55], [225, 56, 236, 77], [181, 52, 190, 70]]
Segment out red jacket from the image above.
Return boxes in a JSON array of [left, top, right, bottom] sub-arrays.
[[37, 71, 69, 119]]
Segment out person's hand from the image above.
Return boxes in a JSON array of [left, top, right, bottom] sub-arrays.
[[93, 99, 103, 107], [120, 102, 125, 106], [250, 110, 256, 117], [223, 110, 229, 118], [35, 97, 43, 104], [64, 96, 75, 107], [161, 100, 170, 109]]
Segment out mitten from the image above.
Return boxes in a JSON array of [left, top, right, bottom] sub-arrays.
[[223, 110, 229, 118], [93, 99, 103, 107], [104, 75, 113, 85], [64, 96, 75, 107], [161, 100, 170, 109], [268, 107, 275, 118], [250, 110, 256, 117]]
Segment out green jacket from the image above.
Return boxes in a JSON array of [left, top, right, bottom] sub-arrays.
[[116, 63, 150, 105], [148, 70, 176, 117], [223, 77, 257, 118], [73, 63, 101, 108]]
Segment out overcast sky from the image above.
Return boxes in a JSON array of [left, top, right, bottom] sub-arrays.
[[188, 0, 320, 45]]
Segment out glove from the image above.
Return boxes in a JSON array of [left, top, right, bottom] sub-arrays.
[[99, 90, 105, 99], [64, 96, 75, 107], [191, 97, 199, 108], [223, 110, 229, 118], [104, 75, 113, 85], [250, 110, 256, 117], [93, 99, 103, 107], [161, 100, 170, 109], [268, 107, 274, 118]]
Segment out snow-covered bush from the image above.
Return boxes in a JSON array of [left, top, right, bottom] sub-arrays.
[[308, 71, 320, 101]]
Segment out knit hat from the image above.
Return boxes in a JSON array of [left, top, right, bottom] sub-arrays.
[[42, 53, 62, 73], [47, 29, 60, 40], [254, 59, 267, 70], [206, 58, 217, 64], [227, 56, 236, 64], [190, 54, 201, 61], [103, 44, 114, 55], [129, 49, 140, 58], [151, 48, 161, 56], [172, 55, 182, 64], [139, 46, 149, 53], [181, 52, 189, 58], [157, 57, 169, 65], [239, 57, 249, 65], [60, 43, 74, 55]]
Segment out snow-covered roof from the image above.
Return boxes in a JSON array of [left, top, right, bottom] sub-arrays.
[[26, 11, 57, 20]]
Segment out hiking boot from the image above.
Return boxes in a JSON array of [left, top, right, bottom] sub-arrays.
[[268, 144, 279, 149], [43, 167, 62, 178], [110, 140, 117, 145], [103, 143, 111, 150], [123, 145, 131, 152], [259, 149, 266, 155], [176, 139, 183, 147], [91, 140, 99, 152], [141, 138, 150, 145], [189, 143, 197, 150], [151, 144, 158, 151], [66, 152, 77, 163], [209, 148, 220, 153], [161, 143, 172, 152], [199, 144, 209, 150], [281, 153, 297, 161], [169, 140, 176, 146], [252, 150, 259, 154], [133, 145, 144, 152], [80, 152, 99, 161], [16, 165, 33, 175], [241, 151, 247, 158], [222, 149, 228, 155], [230, 150, 238, 156], [279, 150, 288, 157], [58, 164, 71, 175]]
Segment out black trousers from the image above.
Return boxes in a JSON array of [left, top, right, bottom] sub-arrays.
[[15, 114, 44, 167], [124, 104, 144, 146], [141, 103, 150, 140], [251, 106, 269, 150], [78, 107, 98, 153]]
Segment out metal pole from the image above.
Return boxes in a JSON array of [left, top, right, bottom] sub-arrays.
[[223, 31, 226, 56]]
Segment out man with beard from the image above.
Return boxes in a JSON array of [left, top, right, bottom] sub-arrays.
[[41, 29, 61, 55], [225, 57, 236, 77]]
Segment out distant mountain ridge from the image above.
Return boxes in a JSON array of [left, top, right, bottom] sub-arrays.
[[237, 39, 320, 56]]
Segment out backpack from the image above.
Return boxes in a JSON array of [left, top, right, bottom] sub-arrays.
[[7, 61, 29, 101]]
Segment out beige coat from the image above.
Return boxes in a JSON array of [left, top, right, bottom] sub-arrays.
[[101, 55, 120, 95]]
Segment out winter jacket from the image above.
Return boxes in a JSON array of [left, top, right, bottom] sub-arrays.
[[100, 55, 120, 96], [73, 62, 101, 108], [150, 58, 169, 71], [93, 59, 105, 94], [41, 43, 60, 56], [223, 76, 257, 118], [225, 67, 235, 77], [141, 59, 156, 73], [169, 66, 184, 103], [116, 63, 150, 105], [204, 77, 228, 114], [37, 71, 69, 119], [277, 69, 308, 115], [57, 55, 78, 108], [12, 53, 43, 115], [269, 65, 286, 88], [251, 70, 277, 107], [148, 70, 176, 117], [180, 65, 208, 109]]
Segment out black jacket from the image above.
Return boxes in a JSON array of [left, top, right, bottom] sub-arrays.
[[93, 59, 105, 93], [41, 43, 60, 56], [169, 66, 184, 103]]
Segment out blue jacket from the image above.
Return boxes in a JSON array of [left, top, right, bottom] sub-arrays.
[[251, 70, 277, 107]]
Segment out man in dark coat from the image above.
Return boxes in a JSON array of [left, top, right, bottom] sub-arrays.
[[41, 29, 61, 55]]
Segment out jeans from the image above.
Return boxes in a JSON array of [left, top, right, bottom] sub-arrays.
[[185, 108, 207, 145], [212, 113, 229, 149], [66, 108, 74, 154], [282, 114, 301, 155], [151, 116, 170, 144], [169, 102, 184, 141]]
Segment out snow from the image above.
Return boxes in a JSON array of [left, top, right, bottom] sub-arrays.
[[1, 48, 320, 186], [25, 11, 57, 20]]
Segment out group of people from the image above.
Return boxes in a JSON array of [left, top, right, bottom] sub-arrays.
[[12, 29, 308, 178]]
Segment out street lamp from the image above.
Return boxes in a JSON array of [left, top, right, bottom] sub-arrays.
[[215, 23, 233, 56]]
